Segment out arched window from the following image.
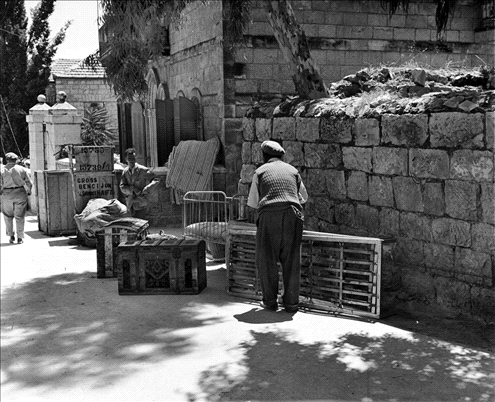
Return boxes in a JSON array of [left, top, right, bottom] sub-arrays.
[[155, 83, 174, 166], [191, 87, 203, 141], [155, 86, 202, 167], [145, 68, 160, 166]]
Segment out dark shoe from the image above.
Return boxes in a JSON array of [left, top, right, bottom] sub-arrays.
[[260, 301, 278, 311], [284, 304, 298, 313], [9, 236, 15, 244], [17, 238, 23, 244]]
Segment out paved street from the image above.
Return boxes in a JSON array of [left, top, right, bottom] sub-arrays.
[[1, 212, 494, 402]]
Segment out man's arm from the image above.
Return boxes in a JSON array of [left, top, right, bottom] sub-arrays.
[[23, 168, 33, 195], [298, 179, 308, 204], [247, 173, 259, 209]]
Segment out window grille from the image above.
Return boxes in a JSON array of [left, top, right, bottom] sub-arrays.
[[480, 0, 495, 30]]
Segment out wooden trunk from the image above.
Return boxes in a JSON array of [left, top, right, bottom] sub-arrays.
[[36, 170, 115, 236], [117, 238, 207, 295]]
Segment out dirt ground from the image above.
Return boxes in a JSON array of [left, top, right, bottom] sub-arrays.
[[1, 212, 494, 402]]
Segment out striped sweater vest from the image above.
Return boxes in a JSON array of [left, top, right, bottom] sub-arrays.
[[256, 159, 302, 212]]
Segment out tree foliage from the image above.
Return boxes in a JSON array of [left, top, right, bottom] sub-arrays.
[[0, 0, 28, 157], [381, 0, 456, 33], [87, 0, 198, 102], [26, 0, 71, 99], [0, 0, 70, 159]]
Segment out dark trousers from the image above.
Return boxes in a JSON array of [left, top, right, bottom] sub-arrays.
[[255, 207, 303, 307]]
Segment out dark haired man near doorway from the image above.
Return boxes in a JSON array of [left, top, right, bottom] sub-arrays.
[[119, 148, 159, 218]]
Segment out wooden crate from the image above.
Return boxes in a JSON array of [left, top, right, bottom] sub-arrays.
[[96, 218, 149, 278], [226, 225, 383, 319], [300, 231, 382, 318], [73, 146, 114, 172], [36, 170, 77, 236], [36, 170, 115, 236], [117, 238, 207, 295], [73, 171, 115, 208]]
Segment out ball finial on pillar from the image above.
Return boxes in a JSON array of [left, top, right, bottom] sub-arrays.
[[37, 94, 46, 103]]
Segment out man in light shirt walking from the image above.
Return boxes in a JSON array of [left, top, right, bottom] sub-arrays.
[[0, 152, 33, 244]]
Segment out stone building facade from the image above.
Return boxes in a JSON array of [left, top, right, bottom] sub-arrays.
[[112, 0, 494, 201]]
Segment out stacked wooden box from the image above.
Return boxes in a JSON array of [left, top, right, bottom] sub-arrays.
[[35, 146, 116, 236], [116, 238, 206, 295], [96, 218, 149, 278]]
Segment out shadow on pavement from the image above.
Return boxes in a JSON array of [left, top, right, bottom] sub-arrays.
[[1, 268, 231, 390], [2, 252, 494, 401], [195, 330, 495, 401], [234, 308, 295, 324]]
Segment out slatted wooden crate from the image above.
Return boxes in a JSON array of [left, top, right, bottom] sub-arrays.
[[96, 218, 149, 278], [116, 238, 207, 295], [35, 170, 115, 236], [226, 224, 383, 319], [35, 170, 77, 235], [226, 222, 283, 300], [300, 232, 382, 318]]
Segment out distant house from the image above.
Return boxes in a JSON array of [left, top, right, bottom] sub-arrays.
[[46, 58, 119, 150]]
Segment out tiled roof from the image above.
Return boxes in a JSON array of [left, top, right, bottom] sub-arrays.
[[50, 58, 106, 80]]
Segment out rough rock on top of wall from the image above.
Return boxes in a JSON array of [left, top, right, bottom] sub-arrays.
[[245, 67, 495, 119]]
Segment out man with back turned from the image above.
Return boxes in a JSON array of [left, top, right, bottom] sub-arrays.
[[0, 152, 33, 244], [247, 140, 308, 313]]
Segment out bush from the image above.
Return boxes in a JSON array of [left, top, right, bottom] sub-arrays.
[[80, 106, 117, 146]]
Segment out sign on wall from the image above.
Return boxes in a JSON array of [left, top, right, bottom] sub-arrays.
[[74, 171, 114, 200], [73, 146, 114, 172]]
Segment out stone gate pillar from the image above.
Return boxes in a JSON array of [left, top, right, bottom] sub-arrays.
[[43, 91, 82, 170], [26, 94, 51, 213]]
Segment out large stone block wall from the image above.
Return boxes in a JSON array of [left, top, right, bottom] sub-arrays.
[[239, 111, 495, 320], [231, 0, 493, 104]]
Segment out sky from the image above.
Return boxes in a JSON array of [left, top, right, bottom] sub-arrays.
[[25, 0, 100, 60]]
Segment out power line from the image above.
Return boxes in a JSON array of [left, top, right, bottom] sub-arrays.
[[0, 95, 24, 158], [0, 27, 26, 39]]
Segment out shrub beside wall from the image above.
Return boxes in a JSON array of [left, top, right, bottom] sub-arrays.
[[239, 111, 494, 321]]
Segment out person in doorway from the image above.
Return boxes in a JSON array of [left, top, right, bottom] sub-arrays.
[[247, 140, 308, 313], [0, 152, 33, 244], [119, 148, 159, 218]]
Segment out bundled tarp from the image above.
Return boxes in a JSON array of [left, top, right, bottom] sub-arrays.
[[165, 137, 220, 204], [74, 198, 128, 247]]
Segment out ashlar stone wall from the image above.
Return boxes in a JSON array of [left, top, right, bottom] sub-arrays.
[[231, 0, 493, 107], [239, 111, 495, 320]]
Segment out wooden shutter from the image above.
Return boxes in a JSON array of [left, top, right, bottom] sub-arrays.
[[118, 103, 133, 163], [173, 97, 199, 144], [130, 102, 146, 165], [155, 99, 175, 166]]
